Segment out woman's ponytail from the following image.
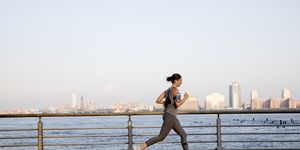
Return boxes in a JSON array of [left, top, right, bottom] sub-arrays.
[[166, 76, 173, 82]]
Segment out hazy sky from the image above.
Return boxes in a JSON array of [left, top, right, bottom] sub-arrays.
[[1, 0, 300, 110]]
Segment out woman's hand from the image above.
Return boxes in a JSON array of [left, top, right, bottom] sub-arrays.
[[184, 91, 190, 100], [176, 91, 190, 107]]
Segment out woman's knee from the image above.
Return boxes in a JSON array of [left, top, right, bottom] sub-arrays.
[[181, 132, 187, 140]]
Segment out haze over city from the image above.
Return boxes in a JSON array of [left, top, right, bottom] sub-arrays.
[[1, 0, 300, 111]]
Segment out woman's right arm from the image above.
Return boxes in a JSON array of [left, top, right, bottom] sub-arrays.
[[156, 91, 166, 104]]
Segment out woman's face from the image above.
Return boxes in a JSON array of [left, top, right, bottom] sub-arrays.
[[174, 78, 182, 87]]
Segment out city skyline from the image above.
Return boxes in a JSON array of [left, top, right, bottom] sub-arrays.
[[66, 87, 300, 110], [1, 86, 298, 112], [2, 86, 298, 113], [1, 1, 300, 111]]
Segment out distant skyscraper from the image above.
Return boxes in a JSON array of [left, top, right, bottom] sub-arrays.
[[264, 98, 281, 109], [251, 99, 263, 109], [86, 100, 96, 111], [282, 88, 291, 100], [80, 96, 85, 110], [72, 93, 77, 109], [229, 82, 241, 109], [251, 90, 258, 100], [282, 98, 298, 109], [205, 93, 225, 109]]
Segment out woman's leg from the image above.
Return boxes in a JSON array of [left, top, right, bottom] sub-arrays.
[[173, 117, 189, 150], [144, 113, 174, 148]]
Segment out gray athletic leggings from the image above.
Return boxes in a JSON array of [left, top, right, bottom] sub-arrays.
[[145, 112, 189, 150]]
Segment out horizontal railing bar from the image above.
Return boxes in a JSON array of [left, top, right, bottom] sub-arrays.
[[223, 147, 300, 150], [133, 125, 216, 128], [222, 132, 300, 135], [0, 128, 36, 132], [44, 127, 127, 130], [0, 144, 37, 147], [133, 133, 216, 136], [222, 125, 300, 127], [1, 109, 300, 118], [43, 142, 128, 146], [2, 132, 298, 139], [1, 125, 298, 131], [133, 126, 163, 128], [133, 140, 217, 144], [184, 125, 216, 128], [222, 140, 300, 143], [13, 142, 215, 147], [0, 136, 37, 139], [43, 134, 128, 138]]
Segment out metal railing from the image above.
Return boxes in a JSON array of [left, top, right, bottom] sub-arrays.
[[0, 109, 300, 150]]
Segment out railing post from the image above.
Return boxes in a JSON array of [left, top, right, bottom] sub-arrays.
[[38, 116, 43, 150], [216, 114, 223, 150], [128, 115, 133, 150]]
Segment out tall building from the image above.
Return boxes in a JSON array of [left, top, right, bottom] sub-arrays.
[[264, 98, 281, 109], [179, 96, 200, 111], [86, 100, 96, 111], [282, 98, 298, 109], [282, 88, 291, 100], [205, 93, 225, 109], [251, 90, 258, 100], [80, 96, 85, 110], [229, 82, 241, 109], [72, 93, 77, 109], [251, 99, 263, 109]]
